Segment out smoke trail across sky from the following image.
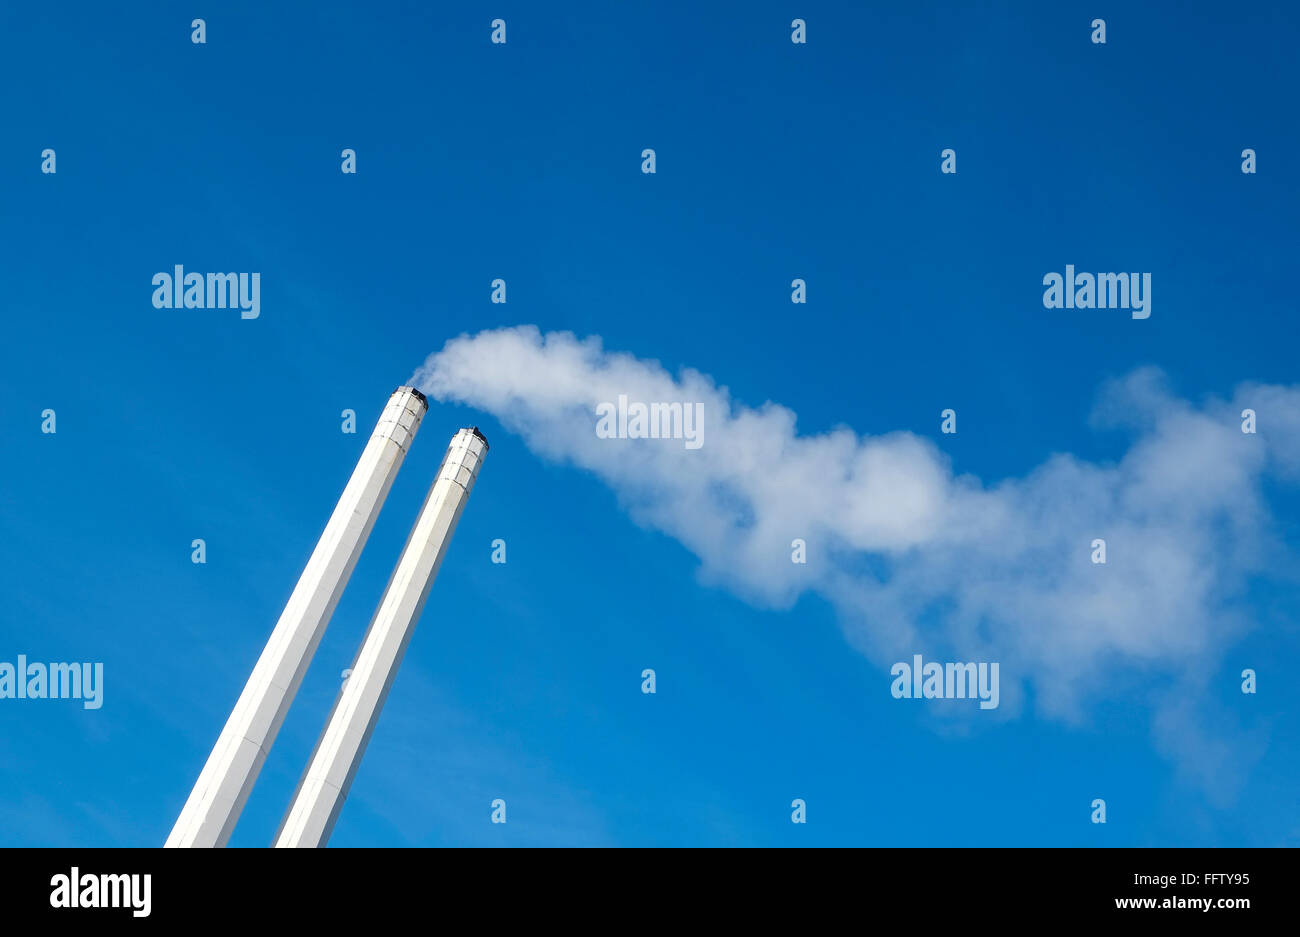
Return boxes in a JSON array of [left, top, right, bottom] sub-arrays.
[[412, 326, 1300, 795]]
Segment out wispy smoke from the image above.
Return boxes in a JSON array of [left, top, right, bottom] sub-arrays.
[[413, 326, 1299, 796]]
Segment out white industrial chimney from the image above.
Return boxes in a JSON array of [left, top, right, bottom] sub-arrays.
[[167, 387, 428, 848], [274, 427, 488, 848]]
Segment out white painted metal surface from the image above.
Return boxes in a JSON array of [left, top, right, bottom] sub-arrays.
[[274, 427, 488, 848], [166, 388, 428, 848]]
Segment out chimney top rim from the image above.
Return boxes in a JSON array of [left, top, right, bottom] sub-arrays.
[[395, 386, 429, 409]]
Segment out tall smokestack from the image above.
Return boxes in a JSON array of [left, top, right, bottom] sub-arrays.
[[274, 427, 488, 848], [167, 387, 428, 848]]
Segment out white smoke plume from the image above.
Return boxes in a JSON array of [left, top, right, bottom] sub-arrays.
[[412, 325, 1299, 795]]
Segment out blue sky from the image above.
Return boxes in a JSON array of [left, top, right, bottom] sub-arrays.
[[1, 1, 1297, 846]]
